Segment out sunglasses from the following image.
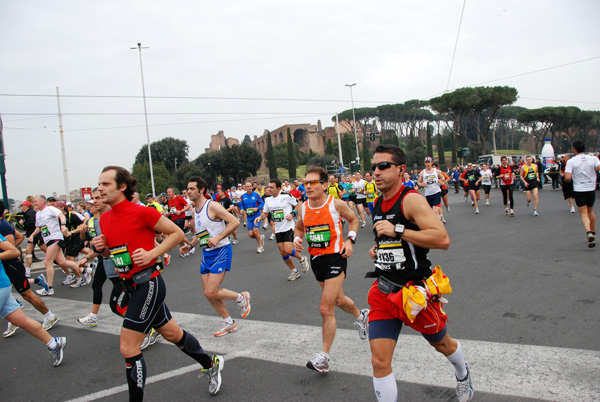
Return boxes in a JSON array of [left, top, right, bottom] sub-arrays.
[[371, 161, 399, 171], [302, 180, 324, 186]]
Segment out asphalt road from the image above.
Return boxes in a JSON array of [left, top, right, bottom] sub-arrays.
[[2, 185, 599, 401]]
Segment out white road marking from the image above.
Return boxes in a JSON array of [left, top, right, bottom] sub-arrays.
[[31, 297, 600, 401]]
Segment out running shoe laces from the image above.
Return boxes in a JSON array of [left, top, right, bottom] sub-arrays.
[[456, 363, 474, 402], [354, 309, 369, 340]]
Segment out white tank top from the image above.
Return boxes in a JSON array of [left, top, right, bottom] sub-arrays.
[[194, 200, 230, 251], [423, 168, 441, 196]]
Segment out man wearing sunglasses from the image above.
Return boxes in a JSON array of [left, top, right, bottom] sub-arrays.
[[367, 145, 473, 402], [293, 166, 369, 374]]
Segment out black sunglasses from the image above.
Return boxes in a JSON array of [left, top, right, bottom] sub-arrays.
[[371, 161, 399, 171]]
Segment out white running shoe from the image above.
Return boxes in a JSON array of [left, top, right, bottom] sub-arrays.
[[269, 234, 275, 240], [287, 270, 300, 281], [49, 337, 67, 367], [237, 291, 251, 318], [69, 277, 85, 288], [485, 200, 490, 206], [533, 210, 539, 216], [510, 209, 515, 216], [446, 205, 450, 212], [25, 268, 31, 278], [456, 362, 474, 402], [2, 322, 17, 338], [36, 288, 54, 296], [201, 354, 224, 396], [62, 274, 76, 285], [361, 222, 367, 228], [257, 245, 264, 253], [83, 268, 93, 285], [354, 309, 369, 340], [214, 321, 238, 337], [43, 315, 60, 330], [570, 206, 576, 213], [475, 208, 479, 214], [260, 234, 265, 245], [300, 255, 310, 273], [232, 238, 239, 245], [78, 313, 98, 327], [306, 352, 329, 373]]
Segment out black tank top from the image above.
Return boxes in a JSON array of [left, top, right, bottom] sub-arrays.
[[367, 186, 432, 284]]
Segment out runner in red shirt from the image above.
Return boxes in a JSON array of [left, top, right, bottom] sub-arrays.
[[93, 166, 224, 399]]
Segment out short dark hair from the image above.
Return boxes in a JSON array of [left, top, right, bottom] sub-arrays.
[[374, 144, 406, 165], [188, 176, 208, 195], [572, 139, 585, 153], [102, 166, 137, 202], [305, 165, 328, 183], [270, 179, 282, 189]]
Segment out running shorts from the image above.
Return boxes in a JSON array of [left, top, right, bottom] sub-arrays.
[[200, 244, 233, 275], [122, 274, 172, 334], [310, 253, 347, 282]]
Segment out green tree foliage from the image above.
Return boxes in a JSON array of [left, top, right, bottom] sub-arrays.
[[266, 132, 277, 179], [273, 142, 303, 169], [242, 135, 252, 144], [131, 162, 174, 197], [307, 154, 337, 169], [134, 137, 189, 173], [517, 106, 598, 153], [406, 132, 426, 169], [430, 86, 518, 154], [341, 133, 356, 163], [450, 132, 457, 165], [287, 127, 297, 179], [426, 123, 433, 158], [437, 133, 445, 168], [173, 162, 205, 192], [193, 143, 262, 189], [326, 138, 336, 156], [361, 140, 372, 173]]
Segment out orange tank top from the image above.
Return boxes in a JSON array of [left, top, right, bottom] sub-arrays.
[[301, 195, 343, 256]]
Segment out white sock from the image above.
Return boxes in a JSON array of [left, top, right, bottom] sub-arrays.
[[373, 373, 397, 402], [224, 316, 234, 325], [43, 311, 55, 320], [446, 341, 468, 379], [46, 338, 57, 350], [90, 313, 98, 319]]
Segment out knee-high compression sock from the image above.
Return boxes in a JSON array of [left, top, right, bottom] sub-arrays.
[[175, 330, 212, 369], [373, 373, 397, 402], [125, 354, 146, 402], [446, 341, 468, 379]]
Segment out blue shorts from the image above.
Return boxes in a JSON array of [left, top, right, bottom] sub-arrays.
[[247, 214, 261, 231], [369, 318, 447, 343], [425, 192, 442, 208], [0, 286, 21, 319], [367, 202, 375, 214], [200, 244, 233, 275]]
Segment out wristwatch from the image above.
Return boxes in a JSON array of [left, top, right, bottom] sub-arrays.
[[394, 224, 405, 238]]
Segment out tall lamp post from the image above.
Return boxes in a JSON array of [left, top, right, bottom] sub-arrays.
[[345, 83, 359, 166], [131, 43, 156, 197]]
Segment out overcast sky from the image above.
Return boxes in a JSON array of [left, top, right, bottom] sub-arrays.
[[1, 0, 599, 201]]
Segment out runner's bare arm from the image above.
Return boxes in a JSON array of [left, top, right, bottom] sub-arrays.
[[401, 192, 450, 250]]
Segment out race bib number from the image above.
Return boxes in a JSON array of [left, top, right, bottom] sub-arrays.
[[504, 173, 510, 179], [375, 240, 405, 270], [233, 198, 240, 203], [246, 208, 255, 215], [527, 172, 536, 179], [366, 192, 375, 198], [170, 207, 177, 214], [196, 230, 210, 248], [88, 227, 97, 239], [40, 225, 50, 238], [306, 224, 331, 248], [426, 176, 436, 184], [109, 244, 133, 273], [483, 174, 490, 181], [271, 209, 285, 222]]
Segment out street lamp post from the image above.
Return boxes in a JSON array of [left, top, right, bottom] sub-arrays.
[[345, 83, 360, 166], [131, 43, 156, 197]]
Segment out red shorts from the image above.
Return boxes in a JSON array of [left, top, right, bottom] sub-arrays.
[[367, 280, 448, 335]]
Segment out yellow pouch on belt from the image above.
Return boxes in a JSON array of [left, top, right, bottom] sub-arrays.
[[425, 265, 452, 296], [387, 265, 452, 323]]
